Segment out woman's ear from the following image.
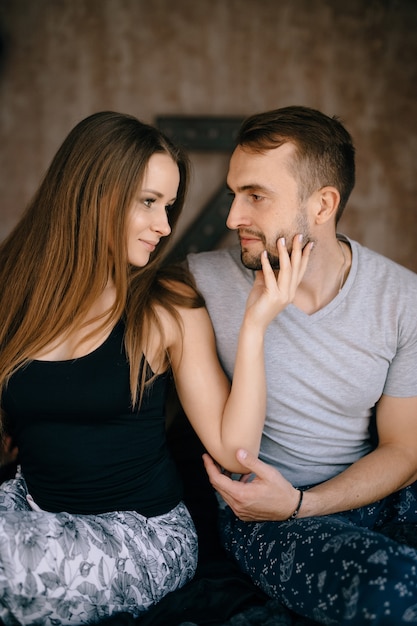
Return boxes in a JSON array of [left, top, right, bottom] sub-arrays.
[[314, 186, 340, 225]]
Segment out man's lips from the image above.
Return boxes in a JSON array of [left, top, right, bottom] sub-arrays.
[[239, 234, 263, 246]]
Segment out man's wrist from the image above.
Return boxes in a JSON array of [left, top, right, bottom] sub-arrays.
[[286, 488, 303, 521]]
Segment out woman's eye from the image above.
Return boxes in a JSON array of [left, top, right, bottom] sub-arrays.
[[165, 203, 174, 213], [143, 198, 155, 208]]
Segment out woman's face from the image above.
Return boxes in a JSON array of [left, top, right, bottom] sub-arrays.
[[126, 152, 180, 267]]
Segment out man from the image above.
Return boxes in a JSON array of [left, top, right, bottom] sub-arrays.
[[187, 106, 417, 625]]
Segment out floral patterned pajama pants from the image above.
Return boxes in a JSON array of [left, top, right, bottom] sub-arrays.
[[0, 471, 198, 625], [219, 482, 417, 625]]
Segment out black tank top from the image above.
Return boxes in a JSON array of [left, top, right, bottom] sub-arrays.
[[2, 321, 183, 516]]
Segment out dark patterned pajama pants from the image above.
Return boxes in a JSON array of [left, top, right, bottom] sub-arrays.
[[0, 471, 198, 625], [219, 482, 417, 625]]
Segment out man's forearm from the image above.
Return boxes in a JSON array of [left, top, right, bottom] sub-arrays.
[[300, 444, 417, 518]]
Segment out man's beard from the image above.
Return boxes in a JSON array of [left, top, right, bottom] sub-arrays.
[[239, 212, 311, 271], [240, 237, 278, 270]]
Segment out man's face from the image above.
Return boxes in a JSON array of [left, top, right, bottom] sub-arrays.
[[226, 143, 313, 270]]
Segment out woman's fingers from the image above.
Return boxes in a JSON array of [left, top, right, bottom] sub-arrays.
[[265, 234, 312, 301], [248, 234, 313, 327]]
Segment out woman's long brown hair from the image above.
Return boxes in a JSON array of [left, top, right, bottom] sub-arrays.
[[0, 111, 203, 430]]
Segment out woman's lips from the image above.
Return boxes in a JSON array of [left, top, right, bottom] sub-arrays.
[[140, 239, 159, 252]]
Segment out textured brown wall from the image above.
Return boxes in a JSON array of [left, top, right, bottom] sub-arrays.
[[0, 0, 416, 269]]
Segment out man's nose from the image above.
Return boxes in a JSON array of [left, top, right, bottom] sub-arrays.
[[226, 197, 251, 230]]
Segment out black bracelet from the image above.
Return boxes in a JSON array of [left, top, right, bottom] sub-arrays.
[[286, 488, 304, 521]]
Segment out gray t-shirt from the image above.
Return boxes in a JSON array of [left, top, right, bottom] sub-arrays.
[[188, 236, 417, 487]]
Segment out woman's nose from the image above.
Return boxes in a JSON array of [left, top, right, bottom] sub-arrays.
[[153, 207, 172, 237]]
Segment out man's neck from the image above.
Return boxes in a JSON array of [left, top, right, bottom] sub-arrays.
[[292, 238, 352, 315]]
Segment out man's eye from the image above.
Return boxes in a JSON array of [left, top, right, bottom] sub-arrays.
[[251, 194, 263, 202]]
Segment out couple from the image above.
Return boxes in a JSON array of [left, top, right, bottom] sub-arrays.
[[0, 105, 416, 626]]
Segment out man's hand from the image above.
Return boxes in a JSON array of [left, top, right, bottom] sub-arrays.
[[203, 448, 301, 522]]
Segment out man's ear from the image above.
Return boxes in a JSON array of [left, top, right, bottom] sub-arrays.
[[314, 186, 340, 225]]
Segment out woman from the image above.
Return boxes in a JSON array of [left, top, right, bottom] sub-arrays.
[[0, 111, 310, 624]]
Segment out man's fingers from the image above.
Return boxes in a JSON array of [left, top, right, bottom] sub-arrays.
[[202, 453, 231, 487], [202, 453, 243, 501], [235, 448, 272, 479], [202, 452, 220, 475], [204, 449, 275, 492]]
